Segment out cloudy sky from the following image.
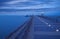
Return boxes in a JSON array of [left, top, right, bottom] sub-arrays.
[[0, 0, 59, 9], [0, 0, 60, 15]]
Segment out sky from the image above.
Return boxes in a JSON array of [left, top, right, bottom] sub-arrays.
[[0, 0, 59, 9], [0, 0, 60, 15]]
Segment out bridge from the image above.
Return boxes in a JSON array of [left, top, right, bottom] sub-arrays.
[[6, 16, 60, 39]]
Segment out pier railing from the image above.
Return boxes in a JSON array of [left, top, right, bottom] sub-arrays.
[[6, 16, 33, 39], [38, 16, 60, 23]]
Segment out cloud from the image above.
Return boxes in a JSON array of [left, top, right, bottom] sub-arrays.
[[0, 0, 58, 15], [0, 4, 56, 9], [0, 0, 57, 9], [4, 0, 30, 4]]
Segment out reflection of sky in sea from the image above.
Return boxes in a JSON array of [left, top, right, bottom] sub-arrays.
[[0, 0, 60, 15]]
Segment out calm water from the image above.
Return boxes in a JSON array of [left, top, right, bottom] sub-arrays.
[[0, 15, 30, 39]]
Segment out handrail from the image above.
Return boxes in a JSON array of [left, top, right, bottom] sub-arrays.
[[38, 16, 59, 23], [5, 16, 33, 39], [15, 16, 33, 39]]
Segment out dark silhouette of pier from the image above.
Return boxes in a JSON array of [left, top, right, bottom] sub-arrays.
[[6, 16, 60, 39]]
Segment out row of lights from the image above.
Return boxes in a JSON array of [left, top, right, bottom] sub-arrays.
[[47, 23, 59, 32], [39, 17, 60, 32]]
